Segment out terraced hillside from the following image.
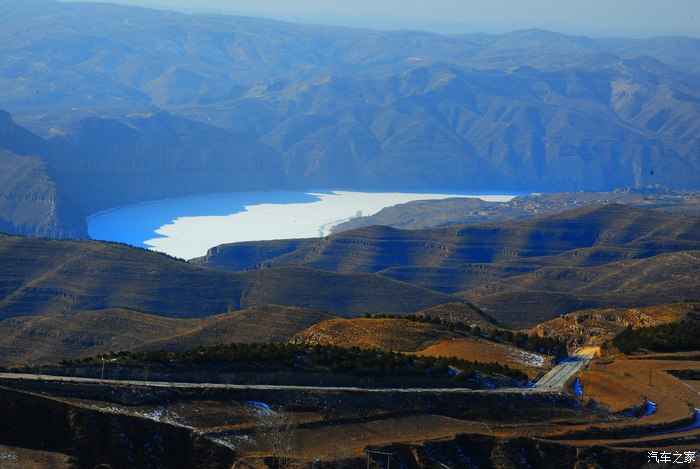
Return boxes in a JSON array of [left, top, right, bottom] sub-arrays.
[[0, 234, 459, 320], [0, 306, 336, 366], [331, 190, 700, 232], [0, 299, 501, 366], [196, 204, 700, 271], [195, 204, 700, 327]]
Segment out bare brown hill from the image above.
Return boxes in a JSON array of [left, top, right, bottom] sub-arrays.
[[0, 234, 459, 320], [288, 301, 501, 358], [290, 315, 548, 378], [530, 302, 700, 346], [407, 302, 499, 330], [291, 318, 458, 353], [0, 305, 335, 366], [468, 250, 700, 327], [414, 338, 547, 378]]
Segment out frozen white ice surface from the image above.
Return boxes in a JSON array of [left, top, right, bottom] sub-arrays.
[[89, 190, 516, 260]]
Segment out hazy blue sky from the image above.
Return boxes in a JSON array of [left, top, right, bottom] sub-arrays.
[[66, 0, 699, 37]]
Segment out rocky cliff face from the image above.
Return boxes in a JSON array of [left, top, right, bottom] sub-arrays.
[[0, 109, 289, 235], [0, 111, 86, 238], [531, 303, 699, 345], [0, 150, 86, 238]]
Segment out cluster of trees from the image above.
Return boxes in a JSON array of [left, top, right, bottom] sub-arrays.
[[367, 313, 568, 359], [612, 320, 700, 354], [296, 344, 527, 380], [101, 343, 298, 365], [100, 239, 187, 262], [93, 342, 527, 381]]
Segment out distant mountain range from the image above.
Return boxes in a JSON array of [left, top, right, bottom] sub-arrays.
[[0, 0, 699, 237]]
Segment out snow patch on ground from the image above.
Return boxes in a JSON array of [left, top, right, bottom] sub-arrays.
[[506, 347, 546, 368], [140, 408, 164, 421], [86, 403, 195, 430], [246, 400, 271, 411], [209, 437, 239, 451]]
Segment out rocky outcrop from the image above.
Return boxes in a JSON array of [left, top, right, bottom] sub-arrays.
[[531, 303, 700, 345], [0, 110, 87, 238]]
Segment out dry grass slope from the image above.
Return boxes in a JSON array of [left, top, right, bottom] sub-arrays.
[[0, 305, 335, 365], [291, 318, 458, 352], [414, 338, 547, 378], [0, 235, 459, 320]]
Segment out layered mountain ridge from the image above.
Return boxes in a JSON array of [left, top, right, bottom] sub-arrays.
[[0, 0, 699, 237], [0, 233, 458, 320], [194, 204, 699, 272], [0, 204, 696, 363], [194, 204, 700, 327]]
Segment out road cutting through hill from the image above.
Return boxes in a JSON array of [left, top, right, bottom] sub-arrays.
[[532, 346, 599, 391]]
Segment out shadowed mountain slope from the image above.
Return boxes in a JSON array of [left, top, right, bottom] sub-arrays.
[[440, 250, 700, 327], [0, 149, 85, 238], [0, 111, 86, 238]]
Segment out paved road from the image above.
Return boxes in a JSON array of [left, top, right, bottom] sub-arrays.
[[0, 372, 485, 394], [0, 347, 599, 395], [532, 346, 599, 391]]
